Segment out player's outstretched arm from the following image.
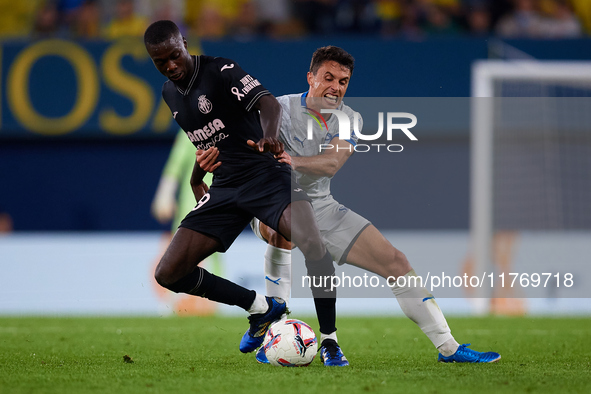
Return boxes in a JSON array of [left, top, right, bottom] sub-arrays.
[[248, 94, 284, 155], [291, 136, 353, 177]]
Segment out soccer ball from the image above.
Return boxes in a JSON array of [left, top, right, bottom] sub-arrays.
[[262, 319, 318, 367]]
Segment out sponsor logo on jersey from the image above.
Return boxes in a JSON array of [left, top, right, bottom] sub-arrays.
[[230, 74, 262, 101], [221, 63, 234, 72], [194, 133, 229, 151], [198, 95, 213, 114], [293, 136, 305, 148], [239, 74, 261, 95], [186, 119, 225, 142], [303, 107, 328, 134]]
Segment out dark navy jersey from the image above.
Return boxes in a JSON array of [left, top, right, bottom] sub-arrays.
[[162, 55, 284, 187]]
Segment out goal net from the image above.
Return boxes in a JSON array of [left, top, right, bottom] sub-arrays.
[[470, 61, 591, 304]]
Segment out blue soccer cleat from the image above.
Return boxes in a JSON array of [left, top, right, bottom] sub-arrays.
[[240, 297, 287, 353], [255, 346, 270, 364], [319, 339, 349, 366], [438, 343, 501, 363]]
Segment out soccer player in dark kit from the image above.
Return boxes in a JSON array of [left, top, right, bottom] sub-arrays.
[[144, 20, 338, 357]]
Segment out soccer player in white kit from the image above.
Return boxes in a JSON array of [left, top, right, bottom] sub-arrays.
[[199, 46, 501, 365]]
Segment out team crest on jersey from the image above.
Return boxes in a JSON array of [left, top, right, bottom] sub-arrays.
[[198, 95, 213, 114]]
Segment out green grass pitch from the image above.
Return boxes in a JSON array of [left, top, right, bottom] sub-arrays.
[[1, 315, 589, 393]]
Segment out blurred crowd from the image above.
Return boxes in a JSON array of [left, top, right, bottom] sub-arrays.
[[0, 0, 589, 40]]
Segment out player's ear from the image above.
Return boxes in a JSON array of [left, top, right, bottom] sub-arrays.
[[307, 71, 314, 86]]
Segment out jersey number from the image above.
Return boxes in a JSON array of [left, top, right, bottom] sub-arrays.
[[192, 193, 210, 211]]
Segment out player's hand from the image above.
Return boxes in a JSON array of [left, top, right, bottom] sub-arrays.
[[275, 151, 292, 167], [247, 138, 284, 155], [196, 147, 222, 173]]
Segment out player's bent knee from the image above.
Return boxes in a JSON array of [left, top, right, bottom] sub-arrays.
[[154, 264, 174, 289], [394, 249, 410, 266], [268, 230, 292, 250], [155, 265, 210, 295], [154, 260, 183, 290], [389, 248, 412, 278], [295, 235, 325, 260]]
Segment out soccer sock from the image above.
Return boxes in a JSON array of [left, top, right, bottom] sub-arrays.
[[305, 250, 337, 335], [320, 331, 338, 345], [391, 269, 459, 355], [247, 293, 269, 315], [167, 266, 256, 311], [264, 245, 291, 303], [313, 298, 337, 335], [438, 338, 461, 357]]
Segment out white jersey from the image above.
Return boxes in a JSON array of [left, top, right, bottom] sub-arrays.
[[252, 93, 369, 264], [277, 93, 363, 200]]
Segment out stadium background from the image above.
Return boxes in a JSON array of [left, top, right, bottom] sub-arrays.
[[1, 0, 591, 316]]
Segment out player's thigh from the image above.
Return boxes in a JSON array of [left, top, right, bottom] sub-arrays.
[[262, 221, 292, 250], [181, 186, 251, 252], [156, 227, 221, 284], [278, 200, 324, 259], [250, 217, 292, 250], [346, 225, 411, 279], [244, 167, 311, 238], [313, 200, 369, 264]]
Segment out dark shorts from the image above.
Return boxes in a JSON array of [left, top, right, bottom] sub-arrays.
[[179, 167, 311, 252]]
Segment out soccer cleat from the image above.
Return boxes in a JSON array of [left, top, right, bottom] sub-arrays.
[[255, 346, 270, 364], [319, 339, 349, 366], [438, 343, 501, 363], [239, 296, 287, 353]]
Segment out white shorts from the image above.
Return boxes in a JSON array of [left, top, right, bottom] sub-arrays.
[[250, 195, 370, 265]]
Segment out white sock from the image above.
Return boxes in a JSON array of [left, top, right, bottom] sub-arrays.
[[247, 293, 268, 315], [391, 270, 459, 356], [264, 245, 291, 304], [320, 331, 338, 344], [438, 338, 461, 357]]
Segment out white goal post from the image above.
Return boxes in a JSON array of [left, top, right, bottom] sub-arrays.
[[470, 61, 591, 305]]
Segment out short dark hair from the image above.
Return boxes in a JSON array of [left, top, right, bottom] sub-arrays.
[[309, 46, 355, 76], [144, 20, 181, 46]]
